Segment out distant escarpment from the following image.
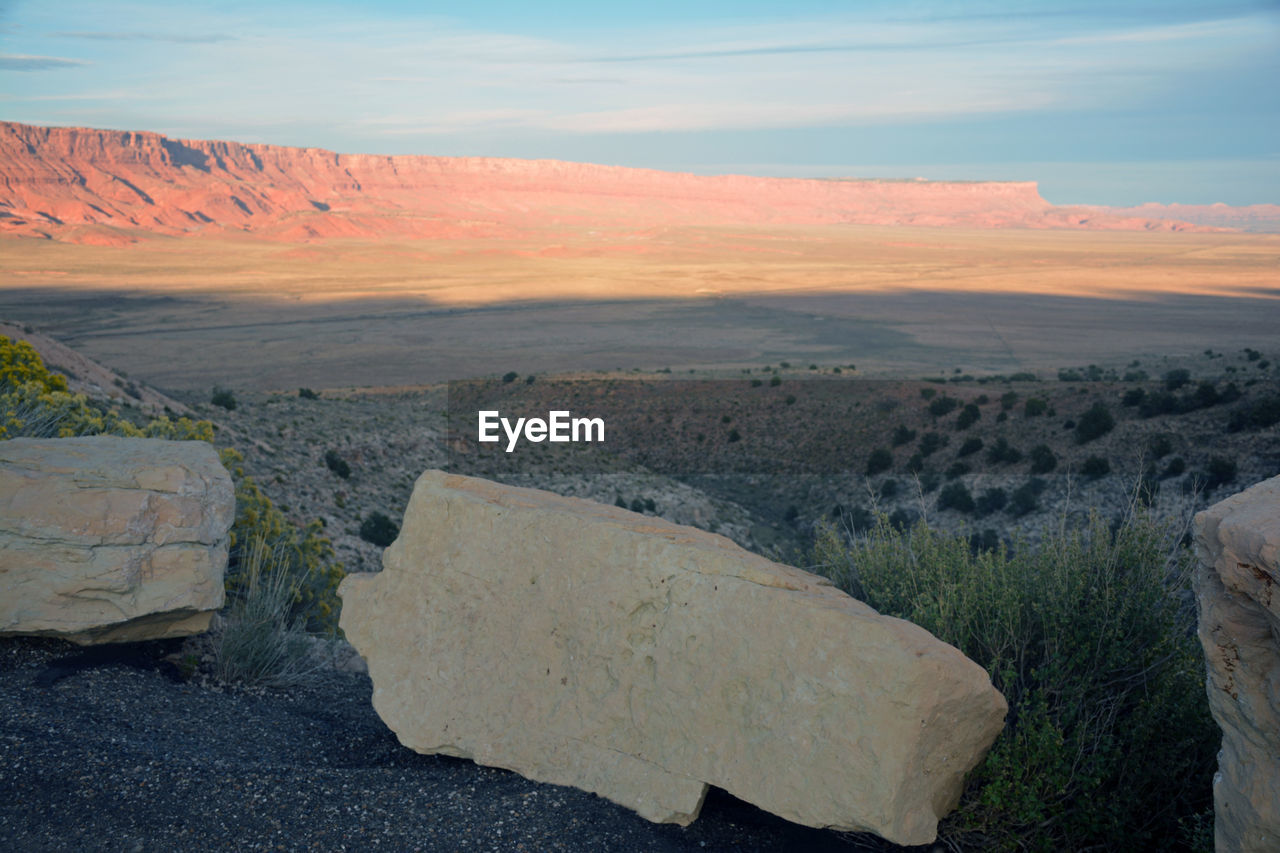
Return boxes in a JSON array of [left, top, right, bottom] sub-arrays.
[[0, 121, 1218, 244]]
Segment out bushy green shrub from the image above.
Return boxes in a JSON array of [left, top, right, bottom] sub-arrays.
[[987, 437, 1022, 465], [211, 386, 237, 411], [866, 447, 892, 475], [1009, 478, 1045, 516], [1081, 455, 1111, 478], [1000, 391, 1018, 411], [929, 395, 959, 417], [958, 436, 984, 457], [811, 510, 1215, 850], [918, 431, 948, 456], [1074, 402, 1115, 444], [323, 449, 351, 479], [937, 482, 975, 513], [892, 424, 917, 447], [298, 387, 320, 400], [1029, 444, 1057, 474], [502, 371, 519, 383], [1164, 368, 1191, 391], [956, 403, 981, 430], [976, 487, 1007, 516], [359, 511, 400, 547], [1024, 398, 1047, 417]]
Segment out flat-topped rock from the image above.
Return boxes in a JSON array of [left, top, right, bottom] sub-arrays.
[[0, 436, 233, 644], [339, 470, 1006, 846]]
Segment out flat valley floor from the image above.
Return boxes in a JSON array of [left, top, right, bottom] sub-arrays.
[[2, 224, 1278, 392]]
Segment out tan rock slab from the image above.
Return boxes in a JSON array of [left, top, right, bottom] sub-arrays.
[[0, 436, 234, 644], [339, 470, 1007, 845], [1195, 475, 1280, 852]]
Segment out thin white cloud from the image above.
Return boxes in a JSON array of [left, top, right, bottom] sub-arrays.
[[0, 53, 89, 70]]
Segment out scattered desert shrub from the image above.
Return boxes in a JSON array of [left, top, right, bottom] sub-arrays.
[[937, 482, 975, 513], [918, 431, 948, 457], [1000, 391, 1018, 411], [502, 371, 519, 383], [1226, 395, 1280, 432], [1024, 398, 1047, 417], [1009, 478, 1045, 516], [958, 436, 984, 457], [1029, 444, 1057, 474], [921, 387, 938, 400], [1204, 456, 1238, 492], [211, 386, 237, 411], [1163, 457, 1186, 478], [1164, 368, 1191, 391], [892, 424, 917, 447], [1074, 402, 1115, 444], [769, 375, 782, 387], [811, 509, 1215, 850], [866, 447, 892, 476], [1081, 455, 1111, 478], [987, 437, 1022, 465], [929, 395, 959, 417], [1122, 387, 1146, 407], [945, 461, 970, 479], [214, 536, 319, 688], [359, 511, 400, 547], [323, 449, 351, 479], [727, 428, 742, 443], [956, 403, 981, 430], [298, 387, 320, 400], [976, 487, 1007, 516]]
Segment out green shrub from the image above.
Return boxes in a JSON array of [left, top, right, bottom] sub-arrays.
[[1082, 455, 1111, 478], [945, 461, 970, 479], [1226, 395, 1280, 432], [1000, 391, 1018, 411], [502, 371, 519, 383], [323, 449, 351, 479], [769, 375, 782, 387], [727, 428, 742, 443], [211, 386, 237, 411], [958, 436, 984, 457], [918, 431, 947, 457], [976, 487, 1007, 516], [1074, 402, 1115, 444], [929, 395, 959, 417], [1122, 387, 1146, 407], [937, 482, 975, 513], [811, 510, 1215, 850], [1164, 368, 1191, 391], [956, 403, 981, 430], [987, 437, 1022, 465], [891, 424, 917, 447], [298, 387, 320, 400], [1009, 478, 1045, 516], [1204, 457, 1237, 491], [1163, 457, 1186, 478], [1024, 398, 1047, 417], [1149, 434, 1174, 459], [1029, 444, 1057, 474], [359, 511, 400, 547], [866, 447, 892, 476]]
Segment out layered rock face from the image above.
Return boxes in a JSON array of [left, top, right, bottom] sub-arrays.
[[339, 470, 1007, 846], [0, 436, 234, 644], [0, 120, 1210, 244], [1194, 475, 1280, 852]]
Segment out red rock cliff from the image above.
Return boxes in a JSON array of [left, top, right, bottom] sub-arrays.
[[0, 121, 1211, 244]]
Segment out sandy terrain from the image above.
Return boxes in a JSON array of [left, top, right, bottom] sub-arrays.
[[2, 225, 1277, 393]]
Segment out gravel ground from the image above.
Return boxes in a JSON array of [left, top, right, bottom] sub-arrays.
[[0, 637, 905, 853]]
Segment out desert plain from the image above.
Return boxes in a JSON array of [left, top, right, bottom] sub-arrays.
[[2, 224, 1278, 393]]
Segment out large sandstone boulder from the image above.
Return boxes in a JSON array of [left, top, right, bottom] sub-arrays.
[[339, 470, 1007, 845], [1195, 475, 1280, 852], [0, 436, 234, 644]]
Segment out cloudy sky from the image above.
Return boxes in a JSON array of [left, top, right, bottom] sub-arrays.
[[2, 0, 1277, 205]]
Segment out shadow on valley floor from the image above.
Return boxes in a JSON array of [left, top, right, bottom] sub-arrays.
[[2, 286, 1277, 393]]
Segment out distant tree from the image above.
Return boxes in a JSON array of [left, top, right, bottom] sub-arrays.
[[211, 386, 237, 411], [359, 512, 399, 547], [502, 371, 519, 383], [1024, 398, 1048, 417]]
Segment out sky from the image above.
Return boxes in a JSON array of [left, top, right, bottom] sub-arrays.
[[1, 0, 1277, 206]]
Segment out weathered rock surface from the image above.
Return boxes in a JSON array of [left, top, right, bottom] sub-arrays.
[[0, 436, 234, 644], [1194, 475, 1280, 853], [339, 470, 1007, 846]]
